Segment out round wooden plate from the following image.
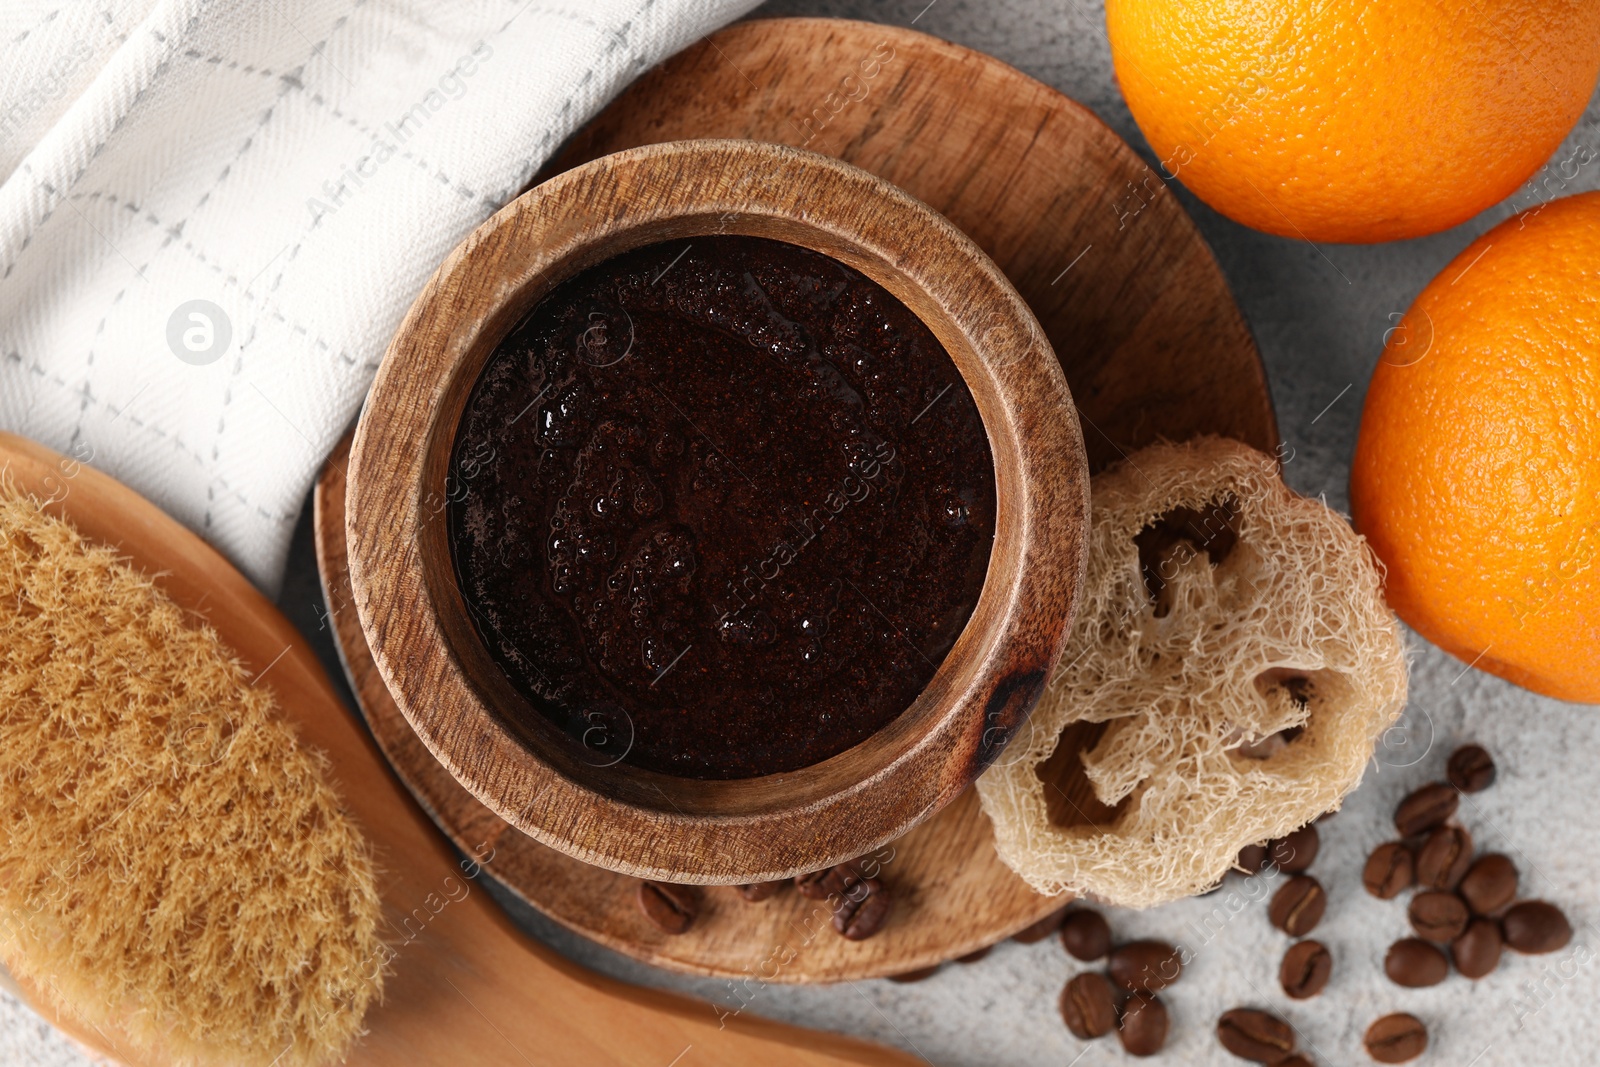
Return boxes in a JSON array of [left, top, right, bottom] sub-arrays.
[[314, 17, 1277, 983]]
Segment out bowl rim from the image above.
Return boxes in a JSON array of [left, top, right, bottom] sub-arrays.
[[346, 138, 1089, 883]]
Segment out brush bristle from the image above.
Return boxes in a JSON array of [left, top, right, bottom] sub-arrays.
[[0, 484, 385, 1066]]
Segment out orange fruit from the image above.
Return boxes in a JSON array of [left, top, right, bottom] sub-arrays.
[[1105, 0, 1600, 243], [1350, 191, 1600, 704]]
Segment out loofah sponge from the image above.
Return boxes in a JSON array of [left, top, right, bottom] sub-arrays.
[[0, 485, 384, 1066], [977, 437, 1407, 908]]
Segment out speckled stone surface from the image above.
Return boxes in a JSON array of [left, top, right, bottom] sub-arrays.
[[10, 1, 1600, 1063]]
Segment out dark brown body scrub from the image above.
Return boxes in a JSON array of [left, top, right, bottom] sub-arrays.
[[450, 235, 994, 779]]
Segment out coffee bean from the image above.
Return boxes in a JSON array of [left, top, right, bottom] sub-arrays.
[[1059, 972, 1117, 1039], [1280, 939, 1332, 999], [1269, 825, 1320, 874], [796, 862, 862, 900], [887, 964, 940, 983], [1237, 842, 1270, 874], [1452, 918, 1503, 979], [1277, 1058, 1314, 1067], [1118, 993, 1169, 1057], [1364, 1013, 1427, 1063], [955, 945, 991, 964], [1108, 940, 1183, 993], [1269, 875, 1326, 936], [1414, 825, 1473, 889], [833, 878, 891, 940], [1458, 853, 1518, 916], [1061, 909, 1113, 961], [637, 881, 698, 934], [1408, 890, 1469, 942], [1502, 900, 1573, 954], [1394, 782, 1458, 837], [795, 869, 829, 898], [735, 880, 788, 903], [1384, 938, 1448, 987], [1012, 904, 1068, 944], [1363, 841, 1415, 899], [1447, 743, 1496, 792], [1216, 1007, 1296, 1062]]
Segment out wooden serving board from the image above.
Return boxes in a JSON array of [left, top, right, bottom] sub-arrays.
[[546, 17, 1276, 471], [1, 431, 914, 1066], [311, 17, 1277, 984]]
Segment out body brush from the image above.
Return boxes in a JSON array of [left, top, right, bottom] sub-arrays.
[[0, 482, 384, 1066]]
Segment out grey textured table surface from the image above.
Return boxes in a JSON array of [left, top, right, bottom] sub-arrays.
[[8, 1, 1600, 1064]]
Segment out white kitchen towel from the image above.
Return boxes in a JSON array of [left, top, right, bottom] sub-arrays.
[[0, 0, 760, 593]]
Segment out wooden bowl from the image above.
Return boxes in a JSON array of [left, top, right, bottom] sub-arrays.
[[346, 139, 1089, 884]]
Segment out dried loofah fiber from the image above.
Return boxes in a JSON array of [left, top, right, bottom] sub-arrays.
[[0, 484, 384, 1066], [978, 437, 1407, 908]]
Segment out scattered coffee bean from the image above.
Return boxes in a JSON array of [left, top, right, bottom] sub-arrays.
[[1414, 825, 1473, 889], [887, 964, 940, 983], [1108, 940, 1183, 993], [1452, 918, 1503, 979], [637, 881, 698, 934], [796, 862, 863, 900], [794, 870, 827, 898], [1280, 939, 1332, 1000], [955, 945, 992, 964], [1362, 841, 1415, 899], [1117, 993, 1169, 1057], [1278, 1058, 1314, 1067], [1237, 842, 1270, 874], [1384, 938, 1449, 987], [1270, 824, 1321, 874], [1059, 972, 1117, 1040], [1458, 853, 1518, 916], [1408, 890, 1469, 942], [1502, 900, 1573, 954], [1364, 1013, 1427, 1063], [833, 878, 891, 940], [1061, 909, 1113, 961], [1446, 743, 1496, 793], [1012, 904, 1068, 944], [735, 880, 788, 903], [1269, 875, 1327, 936], [1216, 1007, 1296, 1062], [1394, 782, 1458, 837]]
